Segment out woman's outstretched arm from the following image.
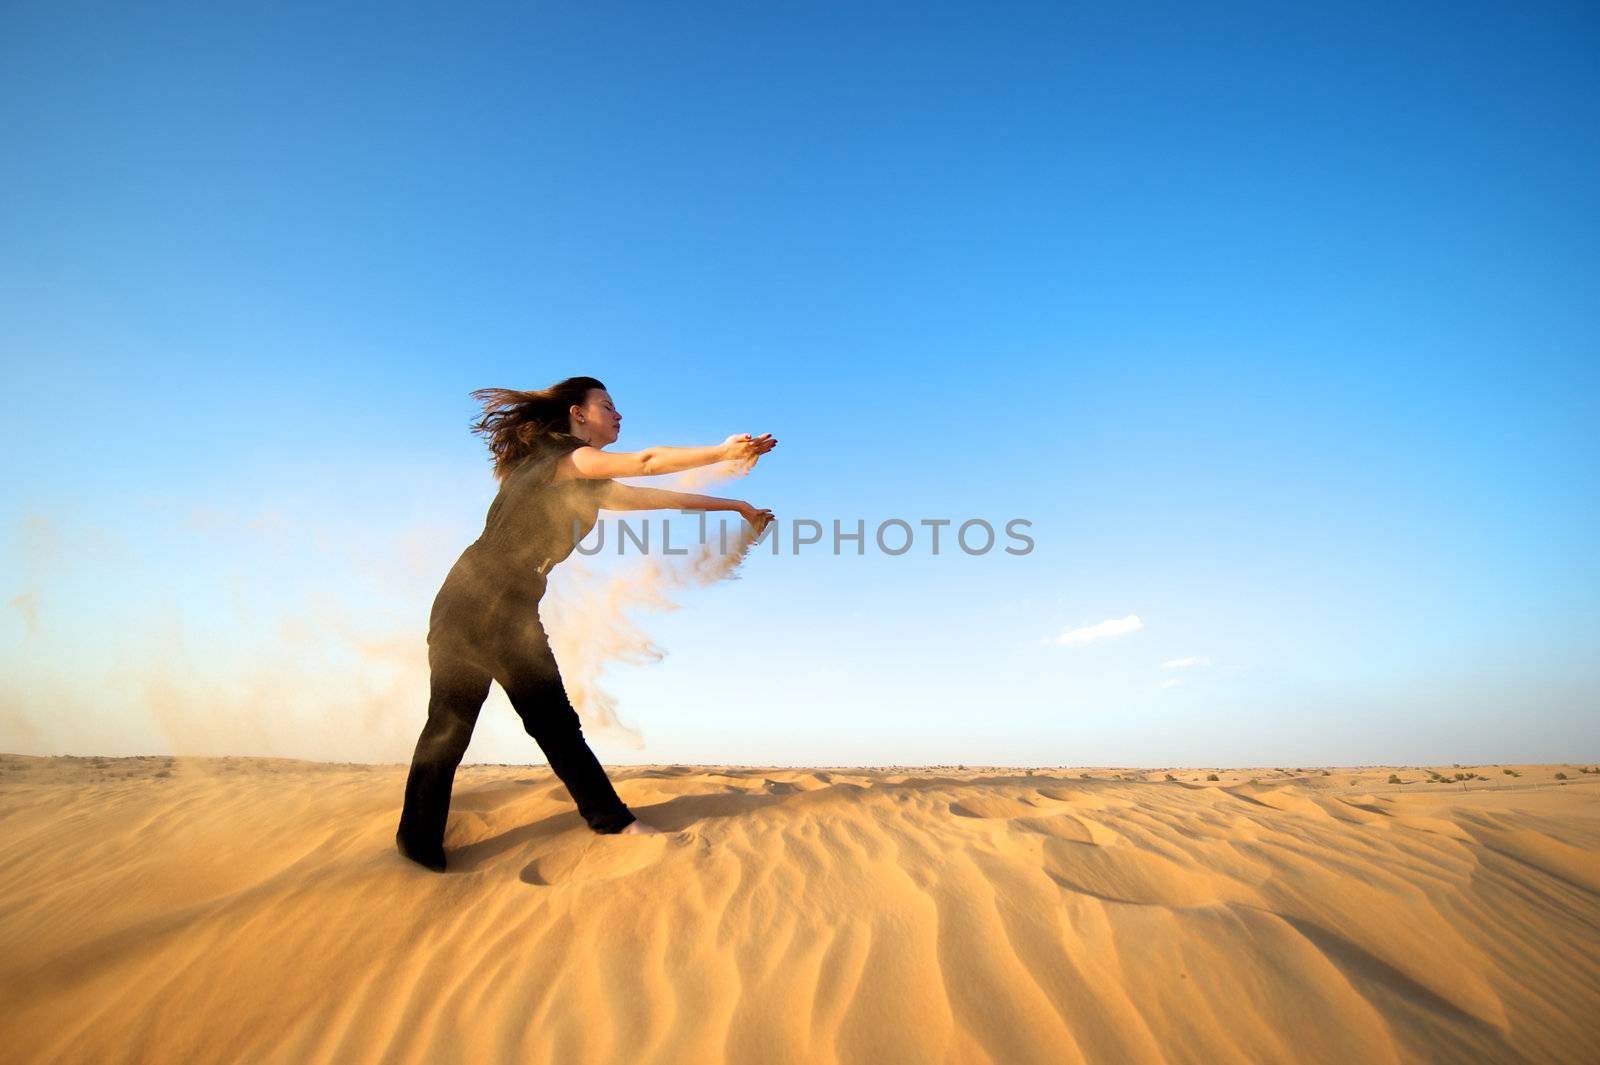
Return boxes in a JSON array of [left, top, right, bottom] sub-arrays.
[[556, 433, 776, 480], [597, 483, 774, 531]]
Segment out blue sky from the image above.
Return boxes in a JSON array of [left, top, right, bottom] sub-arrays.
[[2, 1, 1595, 766]]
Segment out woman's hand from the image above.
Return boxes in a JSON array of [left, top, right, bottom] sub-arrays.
[[722, 432, 777, 467], [735, 502, 775, 535]]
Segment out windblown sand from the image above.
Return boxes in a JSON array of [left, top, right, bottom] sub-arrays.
[[2, 755, 1596, 1064]]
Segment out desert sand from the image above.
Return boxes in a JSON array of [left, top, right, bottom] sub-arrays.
[[1, 755, 1596, 1064]]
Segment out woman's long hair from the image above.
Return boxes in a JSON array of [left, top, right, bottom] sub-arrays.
[[468, 376, 607, 482]]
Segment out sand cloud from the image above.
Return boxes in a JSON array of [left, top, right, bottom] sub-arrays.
[[2, 461, 762, 762]]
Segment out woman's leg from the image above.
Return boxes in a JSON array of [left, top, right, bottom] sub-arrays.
[[397, 643, 494, 860], [496, 629, 637, 835]]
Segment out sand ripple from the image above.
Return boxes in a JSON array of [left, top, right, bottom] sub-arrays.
[[1, 756, 1596, 1064]]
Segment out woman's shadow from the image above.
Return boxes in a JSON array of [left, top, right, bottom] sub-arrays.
[[445, 783, 793, 878]]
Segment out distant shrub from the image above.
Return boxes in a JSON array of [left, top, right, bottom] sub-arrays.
[[1454, 772, 1469, 781], [1555, 772, 1569, 780], [1321, 770, 1331, 776], [1164, 773, 1176, 781], [1206, 773, 1220, 782], [1388, 774, 1402, 784], [1503, 768, 1515, 775]]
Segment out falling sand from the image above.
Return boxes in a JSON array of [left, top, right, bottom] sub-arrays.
[[2, 757, 1596, 1063], [542, 518, 761, 742]]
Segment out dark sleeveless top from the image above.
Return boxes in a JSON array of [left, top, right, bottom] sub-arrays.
[[427, 435, 615, 650]]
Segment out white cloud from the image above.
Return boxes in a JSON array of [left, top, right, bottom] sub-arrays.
[[1159, 677, 1184, 688], [1161, 656, 1211, 670], [1054, 614, 1143, 646]]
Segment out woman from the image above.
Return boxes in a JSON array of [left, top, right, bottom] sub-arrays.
[[396, 376, 777, 871]]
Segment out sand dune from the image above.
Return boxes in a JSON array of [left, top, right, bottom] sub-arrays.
[[2, 755, 1597, 1064]]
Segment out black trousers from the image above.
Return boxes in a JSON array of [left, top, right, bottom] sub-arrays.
[[398, 589, 636, 847]]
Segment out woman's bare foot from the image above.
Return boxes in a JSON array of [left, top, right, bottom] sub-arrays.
[[621, 819, 663, 835]]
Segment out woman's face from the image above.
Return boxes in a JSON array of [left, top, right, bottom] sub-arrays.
[[573, 389, 621, 446]]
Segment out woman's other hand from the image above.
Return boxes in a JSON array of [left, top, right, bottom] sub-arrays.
[[736, 502, 775, 535]]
